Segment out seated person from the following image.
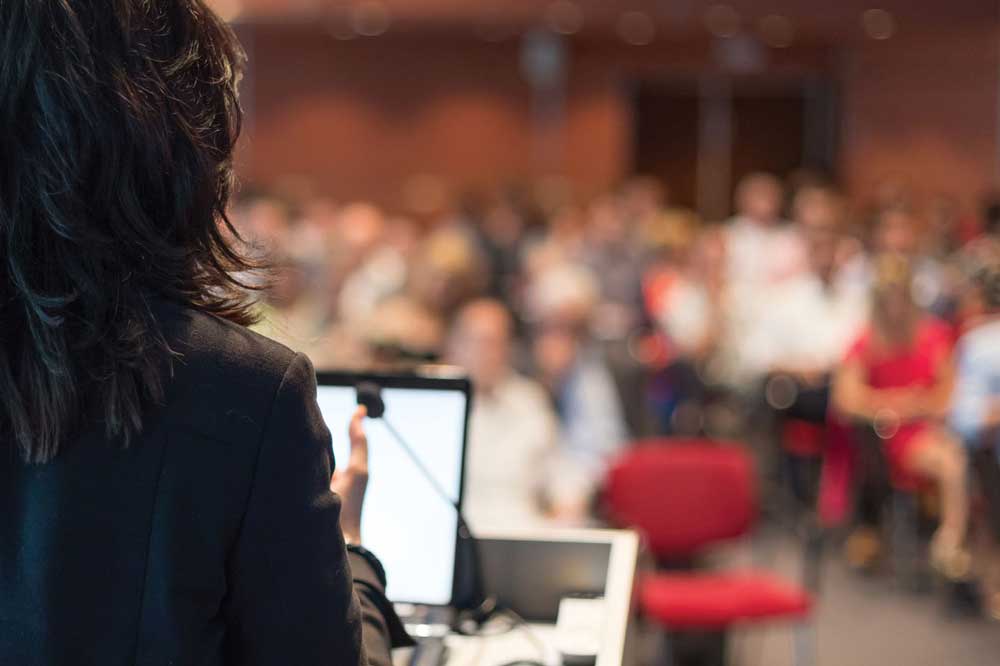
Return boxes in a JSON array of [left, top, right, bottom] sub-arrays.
[[724, 172, 806, 289], [748, 192, 869, 423], [446, 299, 591, 529], [952, 243, 1000, 453], [951, 245, 1000, 615], [738, 194, 867, 511], [833, 254, 969, 575], [639, 210, 723, 434], [521, 262, 629, 511]]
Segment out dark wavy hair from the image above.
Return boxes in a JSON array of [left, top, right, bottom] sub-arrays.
[[0, 1, 257, 462]]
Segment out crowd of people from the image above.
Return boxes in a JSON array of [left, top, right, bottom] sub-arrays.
[[231, 170, 1000, 618]]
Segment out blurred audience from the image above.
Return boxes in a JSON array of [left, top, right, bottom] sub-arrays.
[[639, 209, 724, 433], [234, 167, 1000, 613], [334, 203, 404, 326], [581, 195, 644, 340], [748, 189, 868, 391], [365, 227, 488, 364]]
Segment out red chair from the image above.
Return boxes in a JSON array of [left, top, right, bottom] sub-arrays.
[[605, 442, 813, 665]]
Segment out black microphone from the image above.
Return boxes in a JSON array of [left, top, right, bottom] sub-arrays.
[[356, 381, 386, 418], [355, 381, 494, 623]]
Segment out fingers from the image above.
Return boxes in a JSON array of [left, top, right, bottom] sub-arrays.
[[334, 406, 370, 545], [347, 405, 369, 474]]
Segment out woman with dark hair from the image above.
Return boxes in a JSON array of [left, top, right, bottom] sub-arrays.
[[0, 2, 408, 664]]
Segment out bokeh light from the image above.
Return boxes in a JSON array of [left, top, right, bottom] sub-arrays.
[[862, 8, 896, 40], [873, 408, 901, 439], [704, 4, 741, 39], [758, 14, 795, 49], [617, 11, 656, 46], [545, 0, 585, 36], [351, 1, 392, 38]]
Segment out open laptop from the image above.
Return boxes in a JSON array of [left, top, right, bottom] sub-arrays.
[[315, 369, 471, 607]]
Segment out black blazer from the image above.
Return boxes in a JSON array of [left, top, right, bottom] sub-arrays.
[[0, 299, 410, 666]]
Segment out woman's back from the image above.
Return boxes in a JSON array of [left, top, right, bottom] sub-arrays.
[[1, 2, 406, 664], [0, 300, 365, 666]]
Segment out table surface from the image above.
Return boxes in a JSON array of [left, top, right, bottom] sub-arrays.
[[447, 623, 562, 666], [392, 528, 641, 666], [394, 623, 563, 666]]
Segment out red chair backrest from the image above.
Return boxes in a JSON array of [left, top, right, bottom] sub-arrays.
[[605, 442, 757, 559]]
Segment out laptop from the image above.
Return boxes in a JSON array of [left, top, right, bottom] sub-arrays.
[[315, 369, 471, 607]]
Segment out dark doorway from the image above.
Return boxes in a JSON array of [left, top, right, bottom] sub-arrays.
[[633, 82, 701, 210], [730, 92, 807, 189], [633, 78, 837, 219]]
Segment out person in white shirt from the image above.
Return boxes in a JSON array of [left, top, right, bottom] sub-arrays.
[[446, 299, 590, 530], [744, 193, 870, 385], [718, 172, 808, 387], [742, 190, 868, 511], [725, 172, 805, 288]]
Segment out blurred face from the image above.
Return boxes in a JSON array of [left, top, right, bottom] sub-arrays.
[[875, 210, 918, 254], [408, 232, 480, 314], [385, 217, 420, 257], [483, 204, 524, 247], [302, 198, 339, 228], [338, 203, 385, 255], [532, 327, 578, 388], [409, 263, 455, 313], [588, 197, 628, 245], [551, 206, 585, 240], [795, 189, 841, 232], [448, 305, 512, 393], [877, 284, 913, 327], [621, 179, 665, 220], [737, 178, 783, 224]]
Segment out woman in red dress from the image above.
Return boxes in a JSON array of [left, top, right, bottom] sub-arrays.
[[833, 254, 969, 573]]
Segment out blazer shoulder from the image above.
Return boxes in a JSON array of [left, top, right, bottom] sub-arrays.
[[152, 300, 309, 446]]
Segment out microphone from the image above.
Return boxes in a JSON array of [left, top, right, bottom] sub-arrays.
[[355, 381, 494, 622], [356, 381, 386, 418]]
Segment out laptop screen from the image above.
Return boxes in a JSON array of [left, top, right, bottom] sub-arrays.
[[315, 372, 469, 606]]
